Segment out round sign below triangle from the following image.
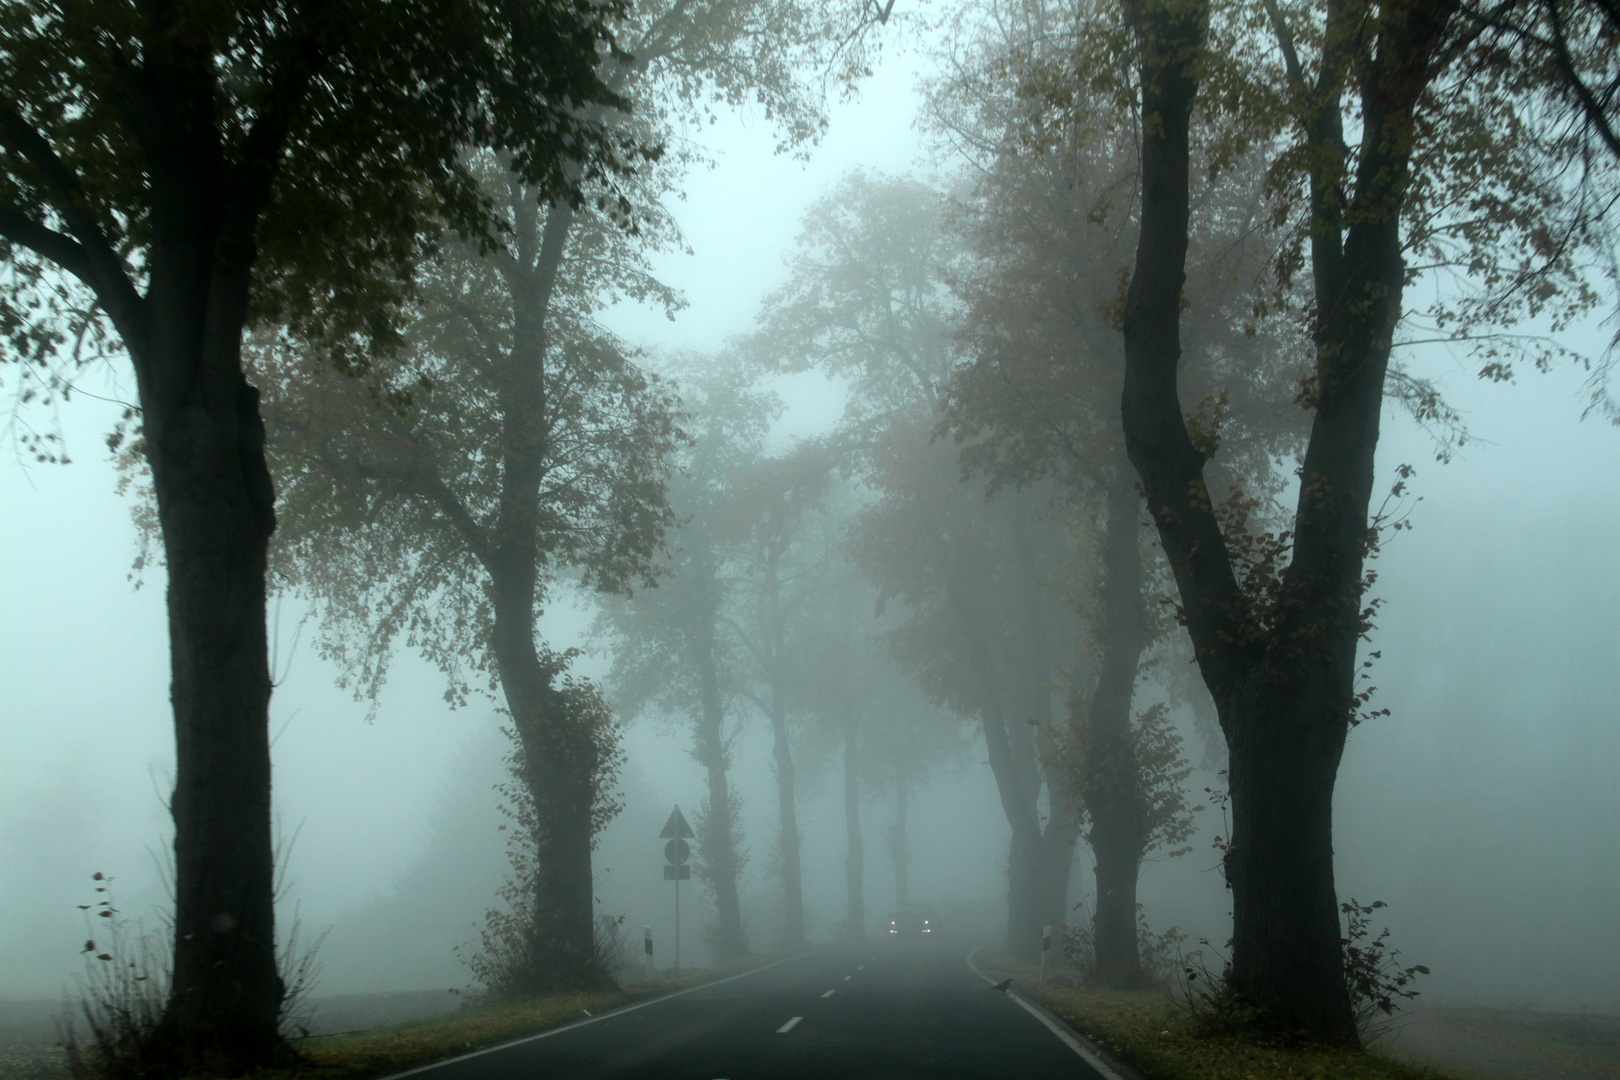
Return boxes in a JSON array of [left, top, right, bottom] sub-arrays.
[[665, 838, 691, 865]]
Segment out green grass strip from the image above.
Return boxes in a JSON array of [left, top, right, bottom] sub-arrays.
[[1028, 983, 1456, 1080], [177, 952, 802, 1080], [973, 948, 1461, 1080]]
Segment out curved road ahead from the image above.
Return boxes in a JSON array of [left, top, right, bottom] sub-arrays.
[[393, 938, 1105, 1080]]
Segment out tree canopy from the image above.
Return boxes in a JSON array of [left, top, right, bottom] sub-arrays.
[[0, 0, 654, 1066]]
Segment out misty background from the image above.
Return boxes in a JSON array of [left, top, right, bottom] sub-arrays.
[[3, 35, 1617, 1017]]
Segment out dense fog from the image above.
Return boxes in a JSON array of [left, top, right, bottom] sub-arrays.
[[3, 16, 1617, 1037]]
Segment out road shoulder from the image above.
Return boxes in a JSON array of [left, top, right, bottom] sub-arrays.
[[967, 945, 1145, 1080]]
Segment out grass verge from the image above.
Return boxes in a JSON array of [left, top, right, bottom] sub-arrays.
[[972, 948, 1464, 1080], [18, 950, 799, 1080], [266, 953, 795, 1080]]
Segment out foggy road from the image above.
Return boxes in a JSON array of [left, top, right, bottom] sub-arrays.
[[388, 940, 1106, 1080]]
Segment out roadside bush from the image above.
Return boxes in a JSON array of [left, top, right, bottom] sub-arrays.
[[457, 683, 627, 1001], [1176, 900, 1428, 1043], [1062, 906, 1188, 990], [1341, 899, 1428, 1040]]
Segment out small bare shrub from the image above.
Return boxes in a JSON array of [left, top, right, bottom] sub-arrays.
[[58, 869, 325, 1078], [593, 913, 631, 984], [58, 874, 170, 1080]]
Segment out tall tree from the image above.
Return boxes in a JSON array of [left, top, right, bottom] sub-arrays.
[[0, 1, 630, 1065], [715, 442, 835, 945], [598, 356, 781, 959], [261, 0, 890, 985], [784, 487, 900, 941], [850, 413, 1084, 959], [260, 147, 682, 991], [1117, 0, 1608, 1042], [925, 0, 1306, 987], [789, 506, 975, 928], [755, 172, 1084, 960], [859, 684, 971, 911]]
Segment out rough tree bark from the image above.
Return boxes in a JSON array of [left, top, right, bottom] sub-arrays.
[[475, 191, 611, 988], [490, 580, 605, 989], [955, 560, 1079, 962], [1082, 463, 1150, 989], [1118, 0, 1456, 1044], [148, 236, 286, 1067], [1008, 513, 1081, 961], [0, 44, 309, 1064]]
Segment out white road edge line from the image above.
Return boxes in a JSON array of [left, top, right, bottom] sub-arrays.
[[377, 950, 820, 1080], [821, 989, 836, 998], [965, 947, 1125, 1080], [777, 1016, 803, 1033]]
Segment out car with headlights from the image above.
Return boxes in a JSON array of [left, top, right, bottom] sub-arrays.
[[885, 903, 939, 938]]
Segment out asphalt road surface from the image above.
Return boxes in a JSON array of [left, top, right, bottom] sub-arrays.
[[394, 938, 1105, 1080]]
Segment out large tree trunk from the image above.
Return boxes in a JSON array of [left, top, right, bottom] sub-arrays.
[[127, 182, 286, 1064], [999, 813, 1077, 962], [1004, 826, 1041, 958], [1090, 835, 1143, 985], [1032, 809, 1080, 944], [887, 781, 910, 907], [697, 754, 748, 957], [148, 341, 285, 1068], [691, 562, 748, 957], [1083, 464, 1150, 988], [947, 537, 1075, 963], [1225, 689, 1351, 1038], [482, 193, 606, 991], [1117, 0, 1452, 1045], [989, 727, 1079, 962], [842, 715, 866, 938], [490, 578, 607, 990], [768, 699, 806, 945], [1008, 513, 1079, 961]]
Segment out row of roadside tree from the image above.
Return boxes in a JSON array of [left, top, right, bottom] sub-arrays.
[[2, 0, 1614, 1069]]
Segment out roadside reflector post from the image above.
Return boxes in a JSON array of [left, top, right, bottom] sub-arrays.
[[644, 925, 653, 961]]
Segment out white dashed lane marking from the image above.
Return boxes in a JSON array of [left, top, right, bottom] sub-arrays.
[[821, 989, 836, 998], [776, 1017, 802, 1034]]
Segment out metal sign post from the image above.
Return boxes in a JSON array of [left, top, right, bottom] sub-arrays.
[[660, 805, 693, 973]]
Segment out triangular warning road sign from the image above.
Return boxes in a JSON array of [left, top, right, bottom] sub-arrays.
[[659, 805, 694, 839]]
